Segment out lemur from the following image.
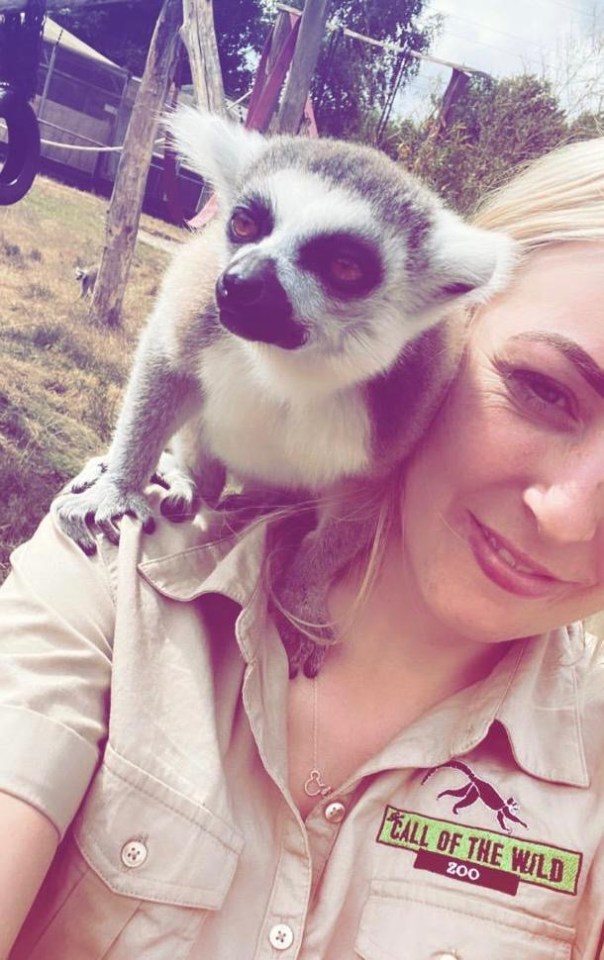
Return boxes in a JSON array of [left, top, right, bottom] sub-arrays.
[[54, 108, 515, 677], [422, 760, 528, 834], [74, 265, 98, 299]]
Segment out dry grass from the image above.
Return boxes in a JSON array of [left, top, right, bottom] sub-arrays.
[[0, 174, 179, 578]]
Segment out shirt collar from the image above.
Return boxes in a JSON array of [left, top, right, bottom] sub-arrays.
[[494, 623, 589, 788], [137, 518, 267, 610]]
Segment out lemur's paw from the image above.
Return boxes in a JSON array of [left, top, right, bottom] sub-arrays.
[[279, 581, 335, 645], [159, 476, 199, 523], [274, 610, 331, 679], [64, 455, 108, 494], [54, 479, 155, 553], [302, 642, 328, 679]]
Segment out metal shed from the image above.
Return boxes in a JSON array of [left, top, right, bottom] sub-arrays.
[[31, 18, 204, 220]]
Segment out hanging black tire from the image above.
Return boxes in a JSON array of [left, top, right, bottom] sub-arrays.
[[0, 87, 40, 205]]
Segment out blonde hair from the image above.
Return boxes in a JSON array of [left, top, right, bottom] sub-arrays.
[[266, 137, 604, 643], [471, 137, 604, 250]]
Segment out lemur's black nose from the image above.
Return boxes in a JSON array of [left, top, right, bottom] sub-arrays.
[[218, 268, 264, 305], [216, 256, 306, 350], [217, 257, 286, 307]]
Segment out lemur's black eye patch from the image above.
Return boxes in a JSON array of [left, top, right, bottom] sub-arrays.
[[298, 233, 383, 298], [228, 194, 274, 244]]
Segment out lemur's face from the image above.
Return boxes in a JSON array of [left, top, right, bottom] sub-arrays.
[[168, 109, 513, 377], [213, 137, 464, 364], [215, 163, 393, 352]]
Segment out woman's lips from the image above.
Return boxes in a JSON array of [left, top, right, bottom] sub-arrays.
[[468, 514, 566, 598]]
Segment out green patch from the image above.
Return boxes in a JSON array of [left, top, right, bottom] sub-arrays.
[[377, 805, 582, 896]]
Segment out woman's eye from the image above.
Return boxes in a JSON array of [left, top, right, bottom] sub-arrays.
[[328, 256, 364, 285], [229, 210, 260, 242], [501, 365, 576, 420]]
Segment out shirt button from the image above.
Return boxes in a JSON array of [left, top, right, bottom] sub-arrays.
[[120, 840, 148, 868], [432, 952, 461, 960], [324, 800, 346, 823], [268, 923, 294, 950]]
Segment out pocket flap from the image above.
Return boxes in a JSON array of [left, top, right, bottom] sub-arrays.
[[355, 880, 573, 960], [73, 745, 243, 909]]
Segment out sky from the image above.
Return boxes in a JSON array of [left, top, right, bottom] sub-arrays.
[[396, 0, 604, 119]]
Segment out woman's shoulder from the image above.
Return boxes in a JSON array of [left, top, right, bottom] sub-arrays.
[[92, 487, 269, 609]]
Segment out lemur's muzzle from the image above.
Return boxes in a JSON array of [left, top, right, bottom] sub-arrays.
[[216, 256, 306, 350]]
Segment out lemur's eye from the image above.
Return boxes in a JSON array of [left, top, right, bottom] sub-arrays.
[[328, 255, 364, 286], [229, 209, 260, 243], [298, 232, 383, 299]]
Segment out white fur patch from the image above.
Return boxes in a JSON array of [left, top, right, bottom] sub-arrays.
[[265, 169, 379, 240], [197, 338, 371, 488], [166, 107, 266, 206]]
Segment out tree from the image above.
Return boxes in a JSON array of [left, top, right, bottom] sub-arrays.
[[54, 0, 437, 142], [541, 3, 604, 120], [54, 0, 266, 98], [213, 0, 267, 99], [54, 1, 165, 75], [399, 74, 570, 215], [306, 0, 436, 141]]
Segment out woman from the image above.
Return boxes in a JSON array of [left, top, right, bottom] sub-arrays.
[[1, 138, 604, 960]]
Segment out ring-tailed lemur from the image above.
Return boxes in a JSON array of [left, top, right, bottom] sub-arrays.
[[74, 265, 98, 298], [54, 108, 515, 675]]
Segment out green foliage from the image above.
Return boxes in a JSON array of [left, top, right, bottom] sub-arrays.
[[54, 1, 164, 76], [312, 0, 435, 141], [397, 74, 573, 215], [54, 0, 267, 98], [214, 0, 267, 100], [55, 0, 433, 141], [568, 111, 604, 142]]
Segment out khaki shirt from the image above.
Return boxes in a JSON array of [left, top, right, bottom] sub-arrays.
[[1, 496, 604, 960]]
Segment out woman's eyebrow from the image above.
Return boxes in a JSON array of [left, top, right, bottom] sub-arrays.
[[509, 331, 604, 397]]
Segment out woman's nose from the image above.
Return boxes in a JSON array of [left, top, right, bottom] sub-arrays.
[[523, 479, 604, 543]]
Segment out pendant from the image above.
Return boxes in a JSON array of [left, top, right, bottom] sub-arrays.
[[304, 768, 332, 798]]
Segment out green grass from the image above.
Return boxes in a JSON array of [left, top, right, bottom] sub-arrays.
[[0, 174, 177, 579]]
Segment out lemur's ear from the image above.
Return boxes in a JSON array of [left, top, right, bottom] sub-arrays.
[[420, 210, 518, 308], [165, 106, 266, 206]]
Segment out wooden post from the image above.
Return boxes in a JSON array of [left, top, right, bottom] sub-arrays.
[[89, 0, 182, 328], [180, 0, 226, 118], [276, 0, 331, 134]]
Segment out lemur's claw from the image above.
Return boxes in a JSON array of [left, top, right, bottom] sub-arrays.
[[160, 490, 199, 523], [303, 644, 328, 678], [153, 453, 199, 523], [65, 455, 108, 494], [274, 607, 332, 680], [54, 481, 156, 553]]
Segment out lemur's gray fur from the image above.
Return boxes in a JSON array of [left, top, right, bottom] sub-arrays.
[[74, 265, 98, 298], [55, 109, 514, 676]]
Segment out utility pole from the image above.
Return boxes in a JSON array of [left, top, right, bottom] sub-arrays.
[[90, 0, 182, 328], [276, 0, 331, 134], [180, 0, 226, 117]]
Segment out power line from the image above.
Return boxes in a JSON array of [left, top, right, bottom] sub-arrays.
[[431, 27, 563, 75], [437, 11, 555, 49], [528, 0, 596, 18], [276, 2, 486, 75]]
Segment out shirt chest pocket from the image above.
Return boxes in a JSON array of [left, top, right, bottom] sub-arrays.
[[12, 745, 244, 960], [355, 880, 574, 960]]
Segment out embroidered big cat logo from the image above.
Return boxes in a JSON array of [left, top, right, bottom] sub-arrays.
[[422, 759, 528, 835]]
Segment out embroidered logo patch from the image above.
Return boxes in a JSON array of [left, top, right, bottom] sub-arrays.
[[377, 806, 582, 897], [422, 759, 528, 835]]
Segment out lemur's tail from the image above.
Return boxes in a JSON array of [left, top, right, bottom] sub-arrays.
[[421, 758, 473, 785]]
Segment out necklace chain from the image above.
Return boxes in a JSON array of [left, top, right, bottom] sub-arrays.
[[303, 676, 332, 799]]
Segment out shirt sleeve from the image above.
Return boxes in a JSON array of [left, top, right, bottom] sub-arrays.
[[0, 513, 115, 839]]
